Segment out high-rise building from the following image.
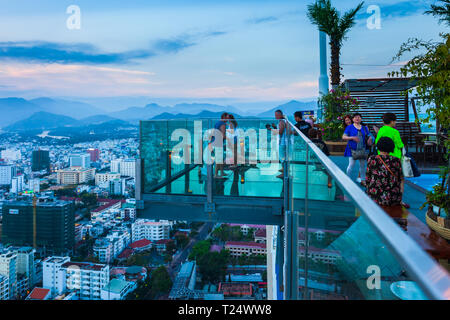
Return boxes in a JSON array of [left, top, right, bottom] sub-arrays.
[[1, 199, 75, 255], [28, 178, 41, 193], [42, 256, 70, 297], [0, 165, 16, 185], [69, 154, 90, 168], [120, 159, 136, 178], [87, 148, 100, 162], [0, 250, 17, 300], [11, 175, 24, 194], [109, 178, 126, 196], [32, 150, 50, 172], [13, 247, 36, 286], [110, 159, 121, 173]]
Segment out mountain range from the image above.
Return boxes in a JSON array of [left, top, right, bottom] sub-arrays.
[[0, 97, 317, 132]]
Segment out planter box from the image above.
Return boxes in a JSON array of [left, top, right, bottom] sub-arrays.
[[325, 141, 347, 156]]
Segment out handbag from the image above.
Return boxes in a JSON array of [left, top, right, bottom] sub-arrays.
[[406, 151, 421, 177], [401, 148, 414, 178], [351, 149, 368, 160]]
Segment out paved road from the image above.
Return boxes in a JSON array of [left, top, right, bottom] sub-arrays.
[[167, 221, 216, 278]]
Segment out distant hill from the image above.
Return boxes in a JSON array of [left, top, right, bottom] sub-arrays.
[[172, 103, 241, 115], [257, 100, 317, 118], [30, 97, 104, 119], [0, 98, 42, 127], [5, 112, 133, 132], [152, 110, 240, 120], [5, 112, 79, 131], [78, 114, 118, 125], [109, 103, 169, 121]]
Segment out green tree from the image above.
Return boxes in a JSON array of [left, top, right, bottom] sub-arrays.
[[197, 250, 229, 284], [390, 19, 449, 150], [425, 0, 450, 26], [80, 192, 98, 208], [188, 240, 211, 261], [175, 233, 189, 249], [307, 0, 364, 88], [150, 266, 173, 298]]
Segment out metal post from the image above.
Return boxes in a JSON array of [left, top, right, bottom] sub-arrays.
[[303, 145, 309, 299], [282, 122, 298, 300], [318, 31, 329, 123], [205, 164, 215, 213]]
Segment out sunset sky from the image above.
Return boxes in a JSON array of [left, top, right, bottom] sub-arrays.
[[0, 0, 445, 110]]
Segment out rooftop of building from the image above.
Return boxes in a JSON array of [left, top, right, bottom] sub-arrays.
[[3, 198, 72, 207], [103, 278, 131, 294], [62, 261, 107, 271], [43, 256, 70, 264], [129, 239, 152, 249], [27, 288, 50, 300], [225, 241, 266, 249]]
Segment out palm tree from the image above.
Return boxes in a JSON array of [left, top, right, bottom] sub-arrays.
[[307, 0, 364, 88], [424, 0, 450, 26]]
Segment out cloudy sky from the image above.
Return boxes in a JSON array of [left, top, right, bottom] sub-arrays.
[[0, 0, 445, 110]]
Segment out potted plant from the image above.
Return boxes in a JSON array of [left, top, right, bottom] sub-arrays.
[[319, 88, 359, 155], [421, 166, 450, 240]]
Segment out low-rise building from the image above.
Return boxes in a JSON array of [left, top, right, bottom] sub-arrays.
[[95, 172, 120, 186], [225, 241, 267, 257], [56, 167, 95, 185], [101, 278, 136, 300], [131, 219, 170, 242]]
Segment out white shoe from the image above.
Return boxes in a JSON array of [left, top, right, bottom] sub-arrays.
[[356, 177, 361, 183]]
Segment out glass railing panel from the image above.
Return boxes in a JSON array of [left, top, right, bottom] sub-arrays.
[[286, 121, 449, 300], [142, 118, 290, 198]]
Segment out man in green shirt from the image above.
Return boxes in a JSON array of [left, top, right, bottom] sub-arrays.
[[375, 113, 404, 159]]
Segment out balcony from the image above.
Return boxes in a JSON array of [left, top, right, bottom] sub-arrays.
[[137, 119, 450, 300]]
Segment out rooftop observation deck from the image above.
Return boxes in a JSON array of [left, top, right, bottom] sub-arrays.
[[136, 118, 450, 300]]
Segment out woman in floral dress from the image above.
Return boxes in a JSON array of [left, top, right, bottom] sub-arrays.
[[366, 137, 403, 206]]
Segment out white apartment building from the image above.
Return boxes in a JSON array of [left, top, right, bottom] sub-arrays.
[[28, 178, 41, 193], [0, 251, 17, 299], [63, 261, 109, 300], [43, 256, 109, 300], [0, 275, 9, 300], [110, 159, 121, 173], [42, 256, 70, 297], [13, 247, 36, 287], [119, 159, 136, 178], [11, 175, 25, 193], [93, 239, 113, 264], [0, 165, 16, 186], [95, 172, 121, 186], [57, 167, 95, 185], [94, 228, 131, 263], [132, 219, 171, 242]]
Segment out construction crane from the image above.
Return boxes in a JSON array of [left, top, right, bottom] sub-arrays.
[[32, 194, 37, 248]]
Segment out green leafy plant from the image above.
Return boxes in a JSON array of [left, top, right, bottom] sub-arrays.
[[390, 1, 449, 151], [420, 166, 450, 216], [319, 88, 359, 141]]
